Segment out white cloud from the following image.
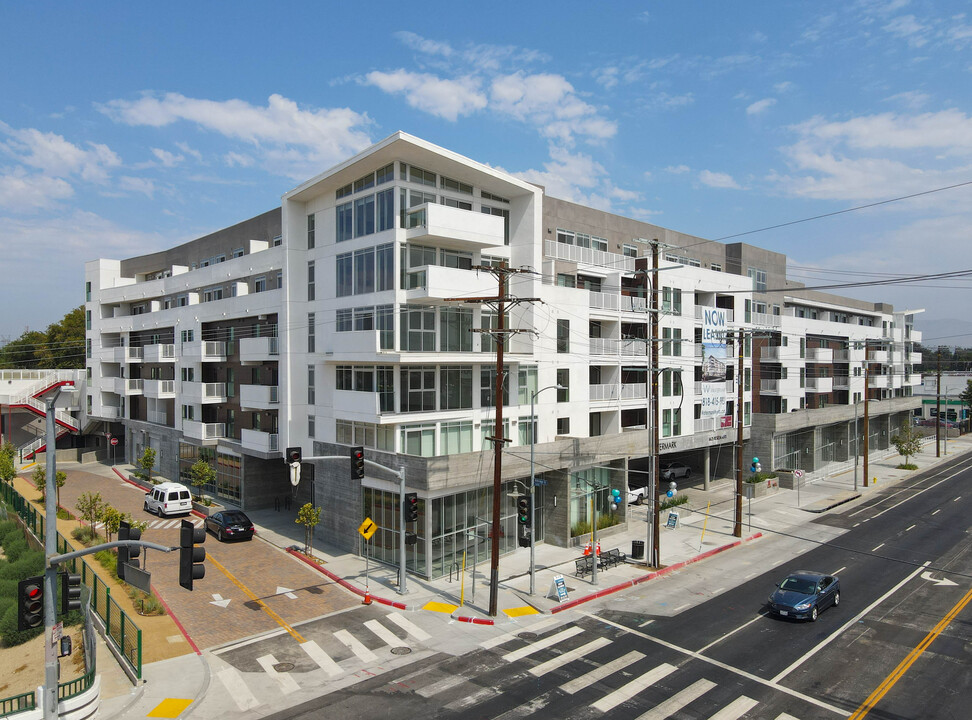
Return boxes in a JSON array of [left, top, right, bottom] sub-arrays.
[[117, 176, 155, 197], [774, 81, 794, 93], [665, 164, 690, 174], [746, 98, 777, 115], [0, 168, 74, 211], [699, 170, 742, 189], [882, 14, 930, 46], [101, 93, 373, 179], [884, 90, 930, 109], [175, 142, 203, 162], [224, 151, 254, 168], [792, 110, 972, 152], [0, 122, 121, 182], [513, 146, 608, 205], [362, 70, 486, 121], [151, 147, 183, 167], [394, 30, 453, 58]]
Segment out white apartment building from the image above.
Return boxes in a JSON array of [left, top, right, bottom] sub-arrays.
[[84, 132, 921, 579]]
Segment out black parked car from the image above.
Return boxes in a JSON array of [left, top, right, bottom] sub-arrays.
[[205, 511, 255, 542], [767, 571, 840, 621]]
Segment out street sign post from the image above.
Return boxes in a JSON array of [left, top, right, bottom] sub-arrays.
[[358, 517, 377, 603]]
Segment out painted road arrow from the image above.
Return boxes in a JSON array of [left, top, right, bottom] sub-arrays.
[[276, 586, 298, 599], [921, 571, 958, 586], [210, 593, 232, 607]]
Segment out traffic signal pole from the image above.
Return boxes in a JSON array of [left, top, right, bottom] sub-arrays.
[[43, 393, 58, 720]]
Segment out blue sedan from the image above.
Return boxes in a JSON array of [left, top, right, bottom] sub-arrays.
[[767, 571, 840, 622]]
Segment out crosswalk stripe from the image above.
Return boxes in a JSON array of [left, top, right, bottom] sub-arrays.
[[386, 611, 432, 641], [561, 650, 645, 695], [149, 520, 165, 528], [216, 667, 261, 711], [300, 640, 342, 677], [635, 678, 716, 720], [708, 695, 759, 720], [443, 686, 497, 711], [773, 714, 800, 720], [529, 637, 611, 677], [416, 675, 468, 698], [480, 616, 560, 649], [365, 619, 404, 647], [256, 654, 300, 694], [502, 626, 585, 663], [334, 629, 377, 663], [591, 662, 677, 713]]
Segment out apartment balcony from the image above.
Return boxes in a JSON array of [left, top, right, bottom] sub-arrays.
[[183, 382, 227, 404], [869, 375, 890, 389], [833, 375, 850, 390], [239, 337, 279, 365], [239, 384, 279, 410], [143, 379, 176, 399], [590, 383, 619, 401], [241, 428, 279, 454], [143, 344, 175, 363], [544, 239, 636, 272], [750, 311, 782, 328], [588, 292, 651, 314], [908, 352, 922, 364], [868, 349, 889, 363], [694, 306, 734, 322], [112, 377, 143, 395], [98, 406, 122, 420], [404, 264, 496, 302], [113, 346, 143, 363], [147, 410, 168, 426], [806, 348, 834, 363], [588, 338, 648, 357], [182, 420, 225, 444], [332, 390, 387, 418], [183, 341, 227, 362], [405, 203, 505, 250], [806, 377, 833, 393]]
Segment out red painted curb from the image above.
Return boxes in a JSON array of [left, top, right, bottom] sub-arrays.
[[151, 583, 201, 655], [286, 547, 408, 609], [455, 615, 495, 625], [552, 532, 763, 613]]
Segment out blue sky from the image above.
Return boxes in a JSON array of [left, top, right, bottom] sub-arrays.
[[2, 1, 971, 344]]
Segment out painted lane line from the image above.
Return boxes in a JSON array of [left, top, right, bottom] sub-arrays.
[[634, 678, 716, 720], [869, 470, 967, 521], [853, 522, 861, 527], [709, 695, 759, 720], [583, 612, 848, 717], [529, 637, 611, 677], [638, 619, 655, 627], [561, 650, 645, 695], [207, 555, 305, 643], [502, 626, 584, 663], [954, 496, 962, 502], [591, 662, 676, 713], [672, 603, 690, 613], [216, 667, 262, 711], [364, 619, 403, 648], [932, 509, 941, 515], [416, 674, 468, 697], [771, 561, 931, 684], [698, 612, 769, 654], [299, 640, 342, 677], [386, 611, 432, 641], [849, 582, 972, 720], [333, 629, 377, 663], [256, 654, 300, 694], [872, 543, 885, 552], [905, 524, 916, 532], [480, 616, 560, 649]]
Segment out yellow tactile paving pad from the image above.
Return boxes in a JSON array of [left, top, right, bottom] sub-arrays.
[[423, 600, 459, 613], [147, 698, 193, 717], [503, 605, 541, 618]]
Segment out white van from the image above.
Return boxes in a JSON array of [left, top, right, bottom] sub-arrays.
[[143, 482, 193, 517]]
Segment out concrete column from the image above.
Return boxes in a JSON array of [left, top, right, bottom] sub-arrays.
[[703, 447, 711, 491]]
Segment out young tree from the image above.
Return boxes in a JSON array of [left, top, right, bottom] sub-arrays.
[[100, 505, 122, 543], [960, 380, 972, 432], [76, 491, 105, 529], [137, 447, 157, 484], [295, 503, 322, 556], [34, 467, 67, 506], [188, 459, 216, 501], [891, 425, 923, 466], [0, 450, 15, 485]]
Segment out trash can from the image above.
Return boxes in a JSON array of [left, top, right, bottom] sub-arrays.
[[631, 539, 645, 560]]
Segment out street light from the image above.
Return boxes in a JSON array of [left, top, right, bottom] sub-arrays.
[[529, 384, 566, 595], [42, 381, 77, 720]]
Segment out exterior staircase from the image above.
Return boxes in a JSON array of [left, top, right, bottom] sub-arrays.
[[1, 370, 81, 461]]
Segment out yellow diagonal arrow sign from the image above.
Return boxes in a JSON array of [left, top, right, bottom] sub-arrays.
[[358, 517, 377, 541]]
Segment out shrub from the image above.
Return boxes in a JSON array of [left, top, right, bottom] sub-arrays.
[[659, 493, 689, 511], [744, 471, 778, 484], [71, 526, 100, 545]]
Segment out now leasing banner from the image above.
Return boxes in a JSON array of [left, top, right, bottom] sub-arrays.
[[701, 308, 729, 418]]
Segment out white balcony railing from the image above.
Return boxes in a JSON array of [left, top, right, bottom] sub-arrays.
[[113, 346, 143, 363], [544, 239, 636, 272], [142, 379, 175, 398], [405, 203, 505, 249], [833, 375, 850, 389], [869, 375, 890, 389], [868, 349, 889, 363], [806, 377, 833, 393], [239, 384, 279, 409], [112, 378, 143, 395], [183, 341, 227, 362], [806, 348, 834, 363], [147, 410, 168, 425], [143, 344, 176, 363], [239, 336, 279, 364], [182, 420, 225, 442], [241, 428, 279, 453], [183, 382, 227, 404]]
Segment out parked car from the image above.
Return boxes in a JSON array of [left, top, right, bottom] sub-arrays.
[[143, 482, 193, 517], [627, 482, 649, 505], [767, 571, 840, 622], [205, 511, 255, 542], [660, 462, 692, 481]]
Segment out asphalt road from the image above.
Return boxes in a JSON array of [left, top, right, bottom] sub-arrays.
[[260, 453, 972, 720]]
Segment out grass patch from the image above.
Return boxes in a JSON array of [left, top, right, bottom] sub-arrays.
[[897, 463, 918, 470]]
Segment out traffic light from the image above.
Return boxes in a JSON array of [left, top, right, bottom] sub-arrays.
[[18, 576, 44, 631], [403, 492, 419, 523], [286, 447, 302, 464], [117, 521, 130, 578], [350, 446, 365, 480], [61, 571, 82, 615], [179, 519, 206, 591], [517, 495, 531, 527], [128, 525, 142, 570]]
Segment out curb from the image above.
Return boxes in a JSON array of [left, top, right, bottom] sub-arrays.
[[111, 467, 208, 519], [551, 532, 763, 613], [286, 547, 409, 610]]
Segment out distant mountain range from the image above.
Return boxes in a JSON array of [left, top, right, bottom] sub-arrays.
[[916, 318, 972, 349]]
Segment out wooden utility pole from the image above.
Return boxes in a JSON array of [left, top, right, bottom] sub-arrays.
[[450, 263, 538, 617], [864, 344, 870, 487], [650, 240, 661, 568], [734, 330, 744, 538], [936, 346, 942, 457]]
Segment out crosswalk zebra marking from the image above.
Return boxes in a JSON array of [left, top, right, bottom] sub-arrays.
[[528, 637, 611, 677], [773, 714, 800, 720], [502, 626, 585, 663], [364, 619, 404, 648], [443, 686, 497, 711], [415, 674, 468, 698], [708, 695, 759, 720], [561, 650, 645, 695], [299, 640, 342, 677], [334, 629, 377, 663], [481, 616, 560, 649], [634, 678, 716, 719], [256, 654, 300, 694], [216, 667, 261, 711], [591, 662, 677, 713], [386, 611, 432, 642]]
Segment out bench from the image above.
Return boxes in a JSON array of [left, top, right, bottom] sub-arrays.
[[575, 556, 596, 576], [602, 548, 627, 568]]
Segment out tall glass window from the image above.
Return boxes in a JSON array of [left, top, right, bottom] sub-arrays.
[[517, 366, 538, 405], [377, 188, 394, 232], [354, 247, 375, 294], [401, 366, 436, 413], [440, 307, 473, 352], [355, 194, 375, 238], [481, 366, 510, 407], [307, 214, 315, 249], [377, 305, 394, 350], [439, 366, 473, 409], [336, 202, 353, 242], [376, 243, 394, 291], [400, 305, 436, 351], [336, 253, 353, 297]]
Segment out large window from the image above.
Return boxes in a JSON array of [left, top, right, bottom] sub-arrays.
[[401, 424, 435, 456], [440, 307, 473, 352], [377, 305, 394, 350], [376, 243, 394, 291], [377, 188, 394, 232], [441, 421, 473, 455], [557, 319, 570, 353], [354, 194, 376, 238], [481, 366, 510, 407], [401, 305, 436, 351], [336, 253, 353, 297], [557, 369, 570, 402], [307, 214, 315, 249], [307, 261, 315, 301], [518, 366, 538, 405], [336, 202, 353, 242], [401, 366, 436, 413], [354, 248, 375, 294], [439, 366, 473, 410]]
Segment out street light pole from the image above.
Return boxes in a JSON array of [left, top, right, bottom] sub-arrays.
[[529, 384, 564, 596]]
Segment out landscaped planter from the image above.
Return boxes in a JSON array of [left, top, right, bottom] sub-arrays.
[[743, 478, 780, 499]]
